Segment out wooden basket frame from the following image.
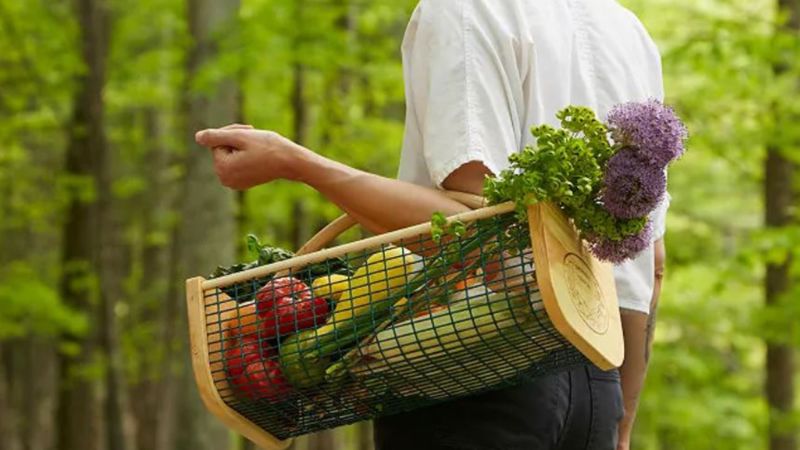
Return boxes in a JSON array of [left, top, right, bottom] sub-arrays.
[[186, 197, 623, 449]]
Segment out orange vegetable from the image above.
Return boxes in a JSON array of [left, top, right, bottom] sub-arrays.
[[454, 276, 479, 292], [222, 301, 260, 343]]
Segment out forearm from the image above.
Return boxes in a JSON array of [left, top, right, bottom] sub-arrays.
[[194, 126, 486, 235], [618, 310, 652, 445], [292, 144, 471, 234], [618, 239, 665, 448]]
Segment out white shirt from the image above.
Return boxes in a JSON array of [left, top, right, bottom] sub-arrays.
[[398, 0, 668, 314]]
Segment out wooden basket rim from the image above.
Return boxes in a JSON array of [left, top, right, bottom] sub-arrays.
[[186, 278, 292, 450], [202, 201, 517, 290]]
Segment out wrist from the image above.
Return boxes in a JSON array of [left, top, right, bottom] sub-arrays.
[[284, 142, 320, 184]]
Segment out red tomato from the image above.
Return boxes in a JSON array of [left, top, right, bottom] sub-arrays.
[[224, 337, 263, 378], [240, 360, 291, 400], [225, 337, 290, 401], [256, 277, 329, 338]]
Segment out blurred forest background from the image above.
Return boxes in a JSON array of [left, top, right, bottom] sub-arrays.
[[0, 0, 798, 449]]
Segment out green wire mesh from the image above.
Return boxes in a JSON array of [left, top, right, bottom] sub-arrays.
[[204, 211, 587, 439]]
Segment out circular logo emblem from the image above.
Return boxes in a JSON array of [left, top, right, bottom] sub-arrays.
[[562, 253, 608, 334]]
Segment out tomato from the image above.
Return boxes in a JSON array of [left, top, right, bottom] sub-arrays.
[[255, 277, 330, 338], [224, 337, 291, 401], [224, 337, 263, 378]]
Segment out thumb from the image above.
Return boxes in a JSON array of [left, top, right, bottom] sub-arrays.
[[195, 129, 248, 149]]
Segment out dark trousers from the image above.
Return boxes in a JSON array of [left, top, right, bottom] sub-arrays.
[[374, 365, 623, 450]]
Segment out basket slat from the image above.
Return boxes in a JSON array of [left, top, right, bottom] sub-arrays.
[[201, 202, 516, 290]]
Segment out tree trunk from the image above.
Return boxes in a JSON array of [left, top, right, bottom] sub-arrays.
[[0, 343, 21, 450], [235, 86, 248, 258], [128, 13, 185, 448], [100, 126, 135, 450], [291, 61, 310, 147], [766, 2, 798, 450], [101, 259, 133, 450], [0, 340, 57, 450], [236, 190, 248, 256], [239, 438, 257, 450], [127, 107, 182, 450], [174, 0, 241, 448], [21, 338, 59, 450], [765, 152, 797, 450], [0, 73, 63, 450], [764, 153, 797, 450], [322, 0, 356, 148], [289, 35, 311, 249], [154, 218, 183, 450], [358, 422, 375, 450], [234, 58, 253, 450], [56, 0, 110, 449], [0, 149, 61, 450], [309, 431, 336, 450]]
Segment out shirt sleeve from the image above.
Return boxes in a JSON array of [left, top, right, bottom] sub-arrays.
[[651, 192, 671, 240], [615, 192, 670, 313], [406, 0, 524, 187]]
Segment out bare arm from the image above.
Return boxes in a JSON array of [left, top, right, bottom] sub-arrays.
[[294, 146, 492, 234], [194, 126, 492, 235], [617, 238, 666, 450]]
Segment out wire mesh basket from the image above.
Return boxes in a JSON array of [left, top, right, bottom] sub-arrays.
[[186, 194, 623, 449]]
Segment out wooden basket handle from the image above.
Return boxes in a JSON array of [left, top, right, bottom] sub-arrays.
[[295, 191, 486, 256]]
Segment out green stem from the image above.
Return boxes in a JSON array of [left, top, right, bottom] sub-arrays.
[[324, 241, 505, 381], [310, 232, 493, 361]]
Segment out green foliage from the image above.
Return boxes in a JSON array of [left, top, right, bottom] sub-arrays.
[[635, 262, 766, 449], [0, 263, 87, 340], [620, 0, 800, 448], [0, 0, 797, 448], [430, 212, 465, 244], [237, 0, 414, 251], [484, 106, 646, 242]]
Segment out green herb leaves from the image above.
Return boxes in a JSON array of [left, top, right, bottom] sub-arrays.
[[483, 106, 647, 262]]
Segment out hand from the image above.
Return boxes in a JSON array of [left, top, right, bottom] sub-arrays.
[[195, 124, 302, 190]]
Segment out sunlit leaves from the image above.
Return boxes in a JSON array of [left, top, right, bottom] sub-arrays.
[[620, 0, 798, 447], [0, 262, 88, 340]]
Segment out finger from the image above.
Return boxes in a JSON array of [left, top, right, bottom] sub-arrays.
[[221, 123, 254, 130], [195, 129, 248, 148], [212, 147, 233, 165], [212, 148, 237, 187]]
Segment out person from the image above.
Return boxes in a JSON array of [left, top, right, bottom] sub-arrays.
[[195, 0, 668, 448]]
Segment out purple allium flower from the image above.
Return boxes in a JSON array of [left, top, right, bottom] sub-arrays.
[[602, 147, 667, 219], [607, 99, 688, 168], [589, 221, 653, 264]]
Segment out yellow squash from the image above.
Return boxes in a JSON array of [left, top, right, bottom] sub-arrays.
[[316, 246, 419, 334], [311, 274, 350, 301]]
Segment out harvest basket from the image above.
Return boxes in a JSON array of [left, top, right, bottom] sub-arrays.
[[186, 194, 623, 449]]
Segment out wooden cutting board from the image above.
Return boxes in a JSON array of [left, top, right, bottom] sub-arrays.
[[528, 202, 624, 370]]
